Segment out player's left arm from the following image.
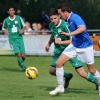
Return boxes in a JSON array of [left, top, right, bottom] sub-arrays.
[[19, 16, 26, 34]]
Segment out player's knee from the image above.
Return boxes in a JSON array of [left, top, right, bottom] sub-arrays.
[[16, 53, 22, 57], [49, 67, 56, 75], [21, 54, 25, 58], [56, 61, 62, 68], [87, 64, 96, 74], [89, 69, 96, 75], [79, 73, 86, 78], [76, 69, 86, 78]]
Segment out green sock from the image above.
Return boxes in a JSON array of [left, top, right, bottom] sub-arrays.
[[86, 72, 96, 84], [17, 57, 26, 71], [64, 72, 73, 79], [22, 57, 25, 62]]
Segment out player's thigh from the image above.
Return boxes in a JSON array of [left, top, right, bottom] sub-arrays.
[[9, 40, 20, 54], [49, 66, 56, 74], [56, 53, 70, 67], [50, 54, 59, 67], [18, 38, 25, 54]]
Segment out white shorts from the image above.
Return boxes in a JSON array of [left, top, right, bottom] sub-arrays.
[[63, 43, 94, 64]]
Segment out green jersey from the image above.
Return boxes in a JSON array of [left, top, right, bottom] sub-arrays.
[[49, 19, 83, 69], [2, 15, 25, 54], [49, 19, 70, 55], [2, 15, 25, 39]]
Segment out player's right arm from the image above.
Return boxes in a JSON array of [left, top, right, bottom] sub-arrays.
[[45, 35, 54, 52], [55, 37, 71, 45], [2, 19, 8, 35]]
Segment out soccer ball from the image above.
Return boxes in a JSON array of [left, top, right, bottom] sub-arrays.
[[25, 66, 38, 79]]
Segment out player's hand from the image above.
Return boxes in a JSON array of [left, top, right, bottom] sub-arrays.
[[60, 32, 70, 36], [55, 37, 62, 44], [3, 30, 8, 35], [45, 44, 50, 52], [20, 29, 24, 34]]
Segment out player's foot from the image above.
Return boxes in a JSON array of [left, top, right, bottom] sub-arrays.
[[22, 57, 25, 62], [96, 84, 99, 90], [98, 86, 100, 96], [64, 74, 73, 88], [20, 67, 26, 72], [95, 76, 100, 95], [49, 85, 64, 96]]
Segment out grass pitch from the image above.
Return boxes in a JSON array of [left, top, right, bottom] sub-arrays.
[[0, 56, 100, 100]]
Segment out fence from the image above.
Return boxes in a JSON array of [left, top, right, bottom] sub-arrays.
[[0, 30, 100, 56]]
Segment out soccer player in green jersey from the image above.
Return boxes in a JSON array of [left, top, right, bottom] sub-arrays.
[[45, 9, 73, 89], [2, 7, 26, 71], [45, 8, 97, 95]]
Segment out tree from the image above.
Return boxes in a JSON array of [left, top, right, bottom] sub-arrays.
[[0, 0, 100, 29]]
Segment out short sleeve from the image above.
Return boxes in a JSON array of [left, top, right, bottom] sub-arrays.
[[20, 17, 25, 27], [73, 15, 86, 28], [2, 19, 7, 30]]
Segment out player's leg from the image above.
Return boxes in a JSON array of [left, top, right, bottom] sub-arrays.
[[49, 53, 70, 95], [9, 39, 26, 71], [77, 46, 100, 94], [86, 47, 100, 93], [49, 66, 73, 89], [75, 67, 96, 84], [16, 38, 26, 71], [49, 54, 73, 81], [70, 56, 96, 84], [21, 54, 26, 61], [19, 38, 26, 62], [16, 53, 26, 71], [49, 44, 75, 95]]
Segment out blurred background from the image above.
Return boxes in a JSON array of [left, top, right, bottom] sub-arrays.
[[0, 0, 100, 56], [0, 1, 100, 100], [0, 0, 100, 30]]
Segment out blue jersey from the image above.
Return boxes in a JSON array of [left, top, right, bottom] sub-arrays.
[[67, 12, 93, 48]]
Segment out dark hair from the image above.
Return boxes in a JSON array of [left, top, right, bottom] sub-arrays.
[[7, 6, 16, 11], [48, 8, 58, 17], [57, 4, 71, 13]]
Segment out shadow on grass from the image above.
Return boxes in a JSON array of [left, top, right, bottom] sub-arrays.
[[0, 67, 21, 72], [38, 85, 97, 95], [22, 95, 34, 98], [66, 88, 97, 94]]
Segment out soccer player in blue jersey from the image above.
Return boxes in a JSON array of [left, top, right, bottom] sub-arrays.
[[46, 8, 98, 92], [49, 5, 100, 95]]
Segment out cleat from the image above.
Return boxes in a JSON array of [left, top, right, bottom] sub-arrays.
[[20, 67, 26, 72], [64, 74, 73, 88], [96, 84, 99, 90], [94, 75, 100, 95], [22, 67, 26, 72], [99, 86, 100, 96], [49, 85, 64, 96]]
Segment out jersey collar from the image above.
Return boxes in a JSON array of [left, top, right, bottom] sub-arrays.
[[56, 19, 62, 27], [9, 15, 16, 21], [67, 12, 72, 21]]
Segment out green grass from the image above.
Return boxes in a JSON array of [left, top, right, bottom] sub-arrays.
[[0, 56, 100, 100]]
